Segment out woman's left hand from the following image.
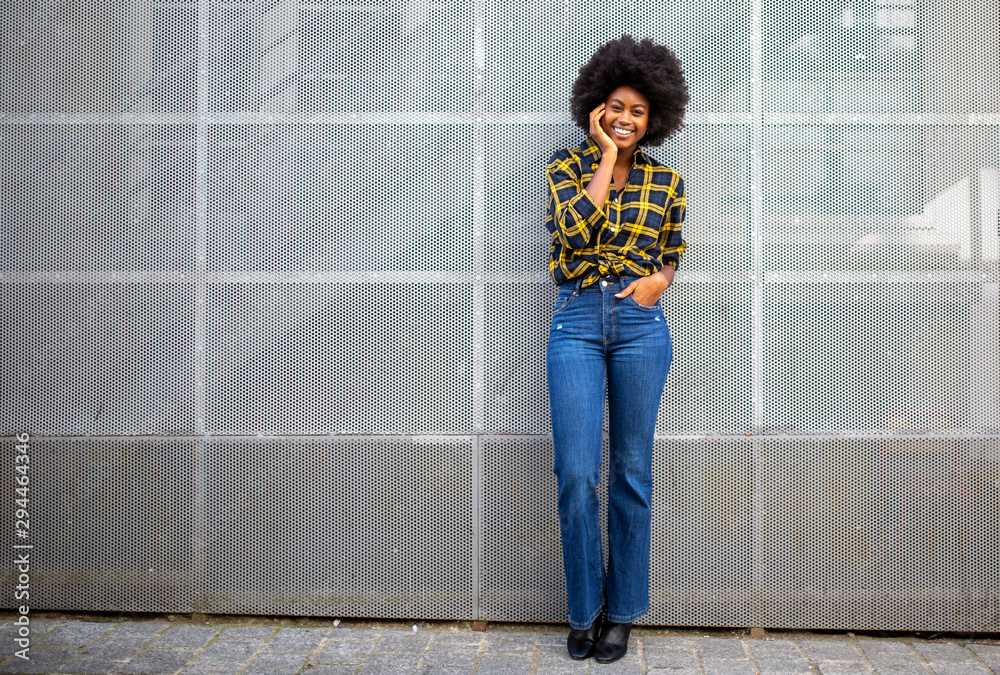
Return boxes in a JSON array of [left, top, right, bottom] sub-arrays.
[[615, 267, 674, 306]]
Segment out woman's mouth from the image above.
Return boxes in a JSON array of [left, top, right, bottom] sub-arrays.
[[612, 126, 633, 138]]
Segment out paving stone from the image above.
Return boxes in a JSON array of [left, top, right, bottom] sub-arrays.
[[330, 628, 382, 640], [697, 638, 749, 660], [80, 636, 149, 660], [0, 618, 63, 635], [753, 654, 812, 673], [930, 666, 994, 675], [748, 640, 799, 654], [484, 634, 537, 654], [39, 622, 116, 647], [644, 645, 698, 669], [433, 631, 485, 646], [241, 650, 312, 674], [298, 667, 358, 675], [647, 669, 700, 675], [702, 658, 759, 675], [916, 643, 978, 664], [192, 640, 260, 663], [178, 664, 242, 674], [359, 652, 422, 674], [414, 668, 475, 675], [112, 622, 170, 638], [421, 643, 479, 667], [537, 632, 566, 647], [594, 653, 644, 674], [817, 663, 871, 675], [643, 636, 694, 648], [475, 652, 534, 674], [534, 644, 586, 669], [535, 669, 589, 675], [149, 626, 220, 650], [264, 626, 330, 652], [857, 641, 916, 655], [967, 645, 1000, 658], [800, 640, 862, 662], [119, 649, 196, 675], [217, 627, 275, 641], [315, 640, 376, 664], [58, 657, 128, 674], [0, 646, 78, 674], [865, 652, 928, 671], [979, 658, 1000, 675], [376, 630, 432, 653]]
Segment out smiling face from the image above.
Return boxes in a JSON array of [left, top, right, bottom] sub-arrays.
[[600, 84, 650, 154]]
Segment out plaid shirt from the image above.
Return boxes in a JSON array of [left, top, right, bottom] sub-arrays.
[[545, 135, 686, 289]]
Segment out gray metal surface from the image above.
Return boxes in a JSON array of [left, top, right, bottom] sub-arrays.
[[202, 437, 474, 619], [2, 0, 998, 631]]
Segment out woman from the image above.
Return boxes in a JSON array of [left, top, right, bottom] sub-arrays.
[[544, 35, 688, 663]]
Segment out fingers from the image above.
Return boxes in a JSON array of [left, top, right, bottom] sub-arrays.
[[589, 104, 605, 135], [614, 280, 638, 298], [616, 279, 659, 306]]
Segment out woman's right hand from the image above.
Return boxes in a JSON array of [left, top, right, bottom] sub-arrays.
[[589, 103, 617, 157]]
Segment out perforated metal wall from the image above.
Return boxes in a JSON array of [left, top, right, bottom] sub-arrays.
[[2, 0, 998, 630]]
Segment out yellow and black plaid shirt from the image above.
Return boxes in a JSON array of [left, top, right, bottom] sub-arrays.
[[545, 135, 687, 289]]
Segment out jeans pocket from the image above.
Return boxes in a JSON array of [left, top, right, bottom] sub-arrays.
[[625, 293, 661, 311], [553, 289, 576, 314]]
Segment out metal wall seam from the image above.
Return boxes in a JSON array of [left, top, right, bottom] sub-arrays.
[[18, 433, 1000, 443], [193, 0, 210, 613], [472, 0, 486, 621], [5, 112, 1000, 125], [3, 270, 998, 284], [750, 0, 765, 631]]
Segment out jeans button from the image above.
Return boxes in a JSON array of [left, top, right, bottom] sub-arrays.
[[601, 280, 608, 286]]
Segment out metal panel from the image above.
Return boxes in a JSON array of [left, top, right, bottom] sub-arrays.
[[0, 439, 196, 613], [1, 281, 195, 436], [483, 0, 749, 116], [0, 2, 195, 114], [206, 281, 474, 434], [207, 123, 474, 272], [758, 437, 999, 631], [1, 124, 196, 272], [203, 437, 474, 618]]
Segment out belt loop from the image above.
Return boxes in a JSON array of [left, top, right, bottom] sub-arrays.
[[574, 276, 584, 294]]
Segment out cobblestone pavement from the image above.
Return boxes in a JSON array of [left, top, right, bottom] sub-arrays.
[[1, 611, 998, 675]]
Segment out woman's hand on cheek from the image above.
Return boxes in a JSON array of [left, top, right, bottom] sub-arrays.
[[589, 103, 617, 157]]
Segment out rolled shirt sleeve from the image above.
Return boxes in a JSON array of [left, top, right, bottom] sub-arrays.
[[545, 150, 611, 251]]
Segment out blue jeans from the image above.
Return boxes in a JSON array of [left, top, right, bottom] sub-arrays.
[[545, 274, 673, 630]]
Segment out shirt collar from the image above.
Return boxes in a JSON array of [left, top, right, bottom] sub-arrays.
[[581, 135, 649, 167]]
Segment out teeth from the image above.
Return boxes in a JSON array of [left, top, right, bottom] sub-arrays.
[[613, 127, 632, 136]]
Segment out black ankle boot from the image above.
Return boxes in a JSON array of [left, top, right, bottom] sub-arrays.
[[594, 619, 632, 663], [566, 614, 602, 660]]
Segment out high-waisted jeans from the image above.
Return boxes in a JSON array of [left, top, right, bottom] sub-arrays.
[[545, 273, 673, 630]]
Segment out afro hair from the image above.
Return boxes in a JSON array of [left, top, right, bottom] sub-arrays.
[[570, 35, 689, 147]]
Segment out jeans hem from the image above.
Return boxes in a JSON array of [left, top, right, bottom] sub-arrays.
[[568, 604, 604, 630], [605, 606, 649, 623]]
